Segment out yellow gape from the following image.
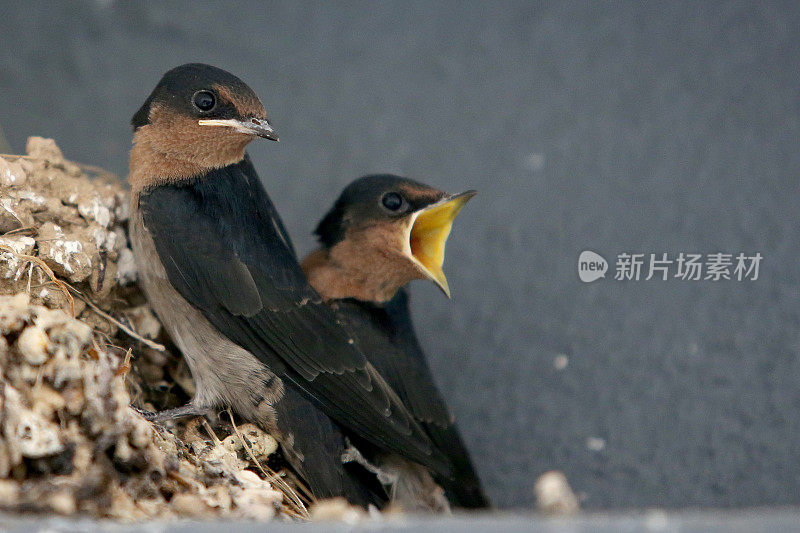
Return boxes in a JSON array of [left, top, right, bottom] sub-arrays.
[[408, 190, 476, 297]]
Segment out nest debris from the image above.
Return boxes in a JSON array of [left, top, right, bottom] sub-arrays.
[[0, 138, 370, 522]]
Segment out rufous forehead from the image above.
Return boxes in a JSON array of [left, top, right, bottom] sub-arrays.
[[213, 83, 266, 118], [398, 183, 444, 203]]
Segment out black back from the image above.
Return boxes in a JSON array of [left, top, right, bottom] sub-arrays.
[[138, 156, 449, 475]]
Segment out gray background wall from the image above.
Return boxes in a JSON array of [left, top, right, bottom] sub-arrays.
[[1, 1, 798, 510]]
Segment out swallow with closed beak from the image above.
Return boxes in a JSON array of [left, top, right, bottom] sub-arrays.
[[128, 64, 448, 508]]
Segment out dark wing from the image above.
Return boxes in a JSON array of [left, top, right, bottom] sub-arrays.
[[138, 155, 447, 474], [333, 292, 452, 427], [335, 290, 491, 508], [275, 385, 387, 508]]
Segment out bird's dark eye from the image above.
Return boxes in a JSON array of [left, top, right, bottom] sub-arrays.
[[192, 90, 216, 112], [381, 192, 405, 212]]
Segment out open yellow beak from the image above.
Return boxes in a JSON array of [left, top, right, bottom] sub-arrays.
[[407, 190, 476, 297]]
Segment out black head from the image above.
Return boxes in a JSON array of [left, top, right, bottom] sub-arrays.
[[131, 63, 277, 140], [314, 174, 445, 248]]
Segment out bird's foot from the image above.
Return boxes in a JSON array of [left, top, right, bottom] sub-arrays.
[[132, 403, 207, 423]]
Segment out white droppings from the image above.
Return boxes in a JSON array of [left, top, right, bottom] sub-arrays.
[[78, 195, 113, 228], [115, 248, 138, 285], [35, 223, 93, 282], [50, 238, 87, 274], [0, 235, 36, 280], [92, 226, 117, 251]]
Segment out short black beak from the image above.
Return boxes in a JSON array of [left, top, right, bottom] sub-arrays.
[[245, 118, 279, 141]]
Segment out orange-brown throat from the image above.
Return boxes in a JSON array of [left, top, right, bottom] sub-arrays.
[[302, 221, 425, 303], [129, 104, 254, 194]]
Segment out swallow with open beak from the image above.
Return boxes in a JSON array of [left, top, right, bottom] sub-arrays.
[[303, 175, 489, 510], [128, 64, 448, 508]]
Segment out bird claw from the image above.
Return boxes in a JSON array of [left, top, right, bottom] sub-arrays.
[[131, 403, 206, 423], [130, 405, 158, 420]]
